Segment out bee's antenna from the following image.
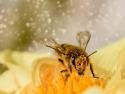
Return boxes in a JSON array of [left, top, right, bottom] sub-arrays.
[[87, 51, 97, 57]]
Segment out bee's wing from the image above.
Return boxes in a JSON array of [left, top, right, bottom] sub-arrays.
[[36, 37, 65, 54], [76, 31, 91, 50]]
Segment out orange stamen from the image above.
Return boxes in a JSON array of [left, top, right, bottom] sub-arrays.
[[32, 73, 104, 94]]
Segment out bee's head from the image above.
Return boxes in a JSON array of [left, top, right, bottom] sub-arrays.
[[70, 51, 96, 75], [71, 55, 89, 75]]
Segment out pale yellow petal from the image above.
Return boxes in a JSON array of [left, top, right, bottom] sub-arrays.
[[5, 63, 32, 88], [32, 58, 59, 89], [116, 46, 125, 66], [0, 70, 19, 93], [0, 49, 50, 71], [81, 86, 103, 94], [90, 38, 125, 78], [104, 68, 125, 94], [19, 82, 35, 94], [0, 50, 50, 93]]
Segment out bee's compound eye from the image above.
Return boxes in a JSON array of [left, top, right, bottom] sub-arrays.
[[71, 57, 75, 62], [71, 57, 76, 68]]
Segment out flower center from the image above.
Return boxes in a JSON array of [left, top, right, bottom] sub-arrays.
[[33, 73, 104, 94]]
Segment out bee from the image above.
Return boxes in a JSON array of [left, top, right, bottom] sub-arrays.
[[36, 31, 98, 80]]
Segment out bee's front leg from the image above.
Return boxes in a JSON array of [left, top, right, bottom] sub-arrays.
[[58, 59, 64, 65], [58, 59, 70, 80], [61, 69, 70, 81], [90, 63, 98, 78]]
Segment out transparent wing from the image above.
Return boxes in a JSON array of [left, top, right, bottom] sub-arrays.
[[76, 31, 91, 50], [36, 37, 65, 54]]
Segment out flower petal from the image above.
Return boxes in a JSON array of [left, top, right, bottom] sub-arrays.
[[32, 58, 59, 89], [116, 46, 125, 67], [0, 49, 50, 71], [19, 82, 35, 94], [90, 38, 125, 78], [81, 86, 103, 94], [5, 62, 32, 88], [104, 68, 125, 94], [0, 50, 50, 94], [0, 70, 19, 93]]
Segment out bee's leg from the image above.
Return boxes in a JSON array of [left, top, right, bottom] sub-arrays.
[[90, 64, 98, 78], [58, 58, 70, 80], [68, 63, 72, 73], [58, 58, 67, 70], [58, 59, 64, 65], [61, 69, 70, 81], [61, 69, 68, 73]]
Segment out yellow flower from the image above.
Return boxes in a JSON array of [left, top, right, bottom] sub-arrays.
[[20, 57, 104, 94], [0, 38, 125, 94], [20, 38, 125, 94]]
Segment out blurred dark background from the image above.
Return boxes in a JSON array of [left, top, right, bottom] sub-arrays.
[[0, 0, 125, 53]]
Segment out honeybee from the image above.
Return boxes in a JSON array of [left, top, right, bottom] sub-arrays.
[[36, 31, 98, 80]]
